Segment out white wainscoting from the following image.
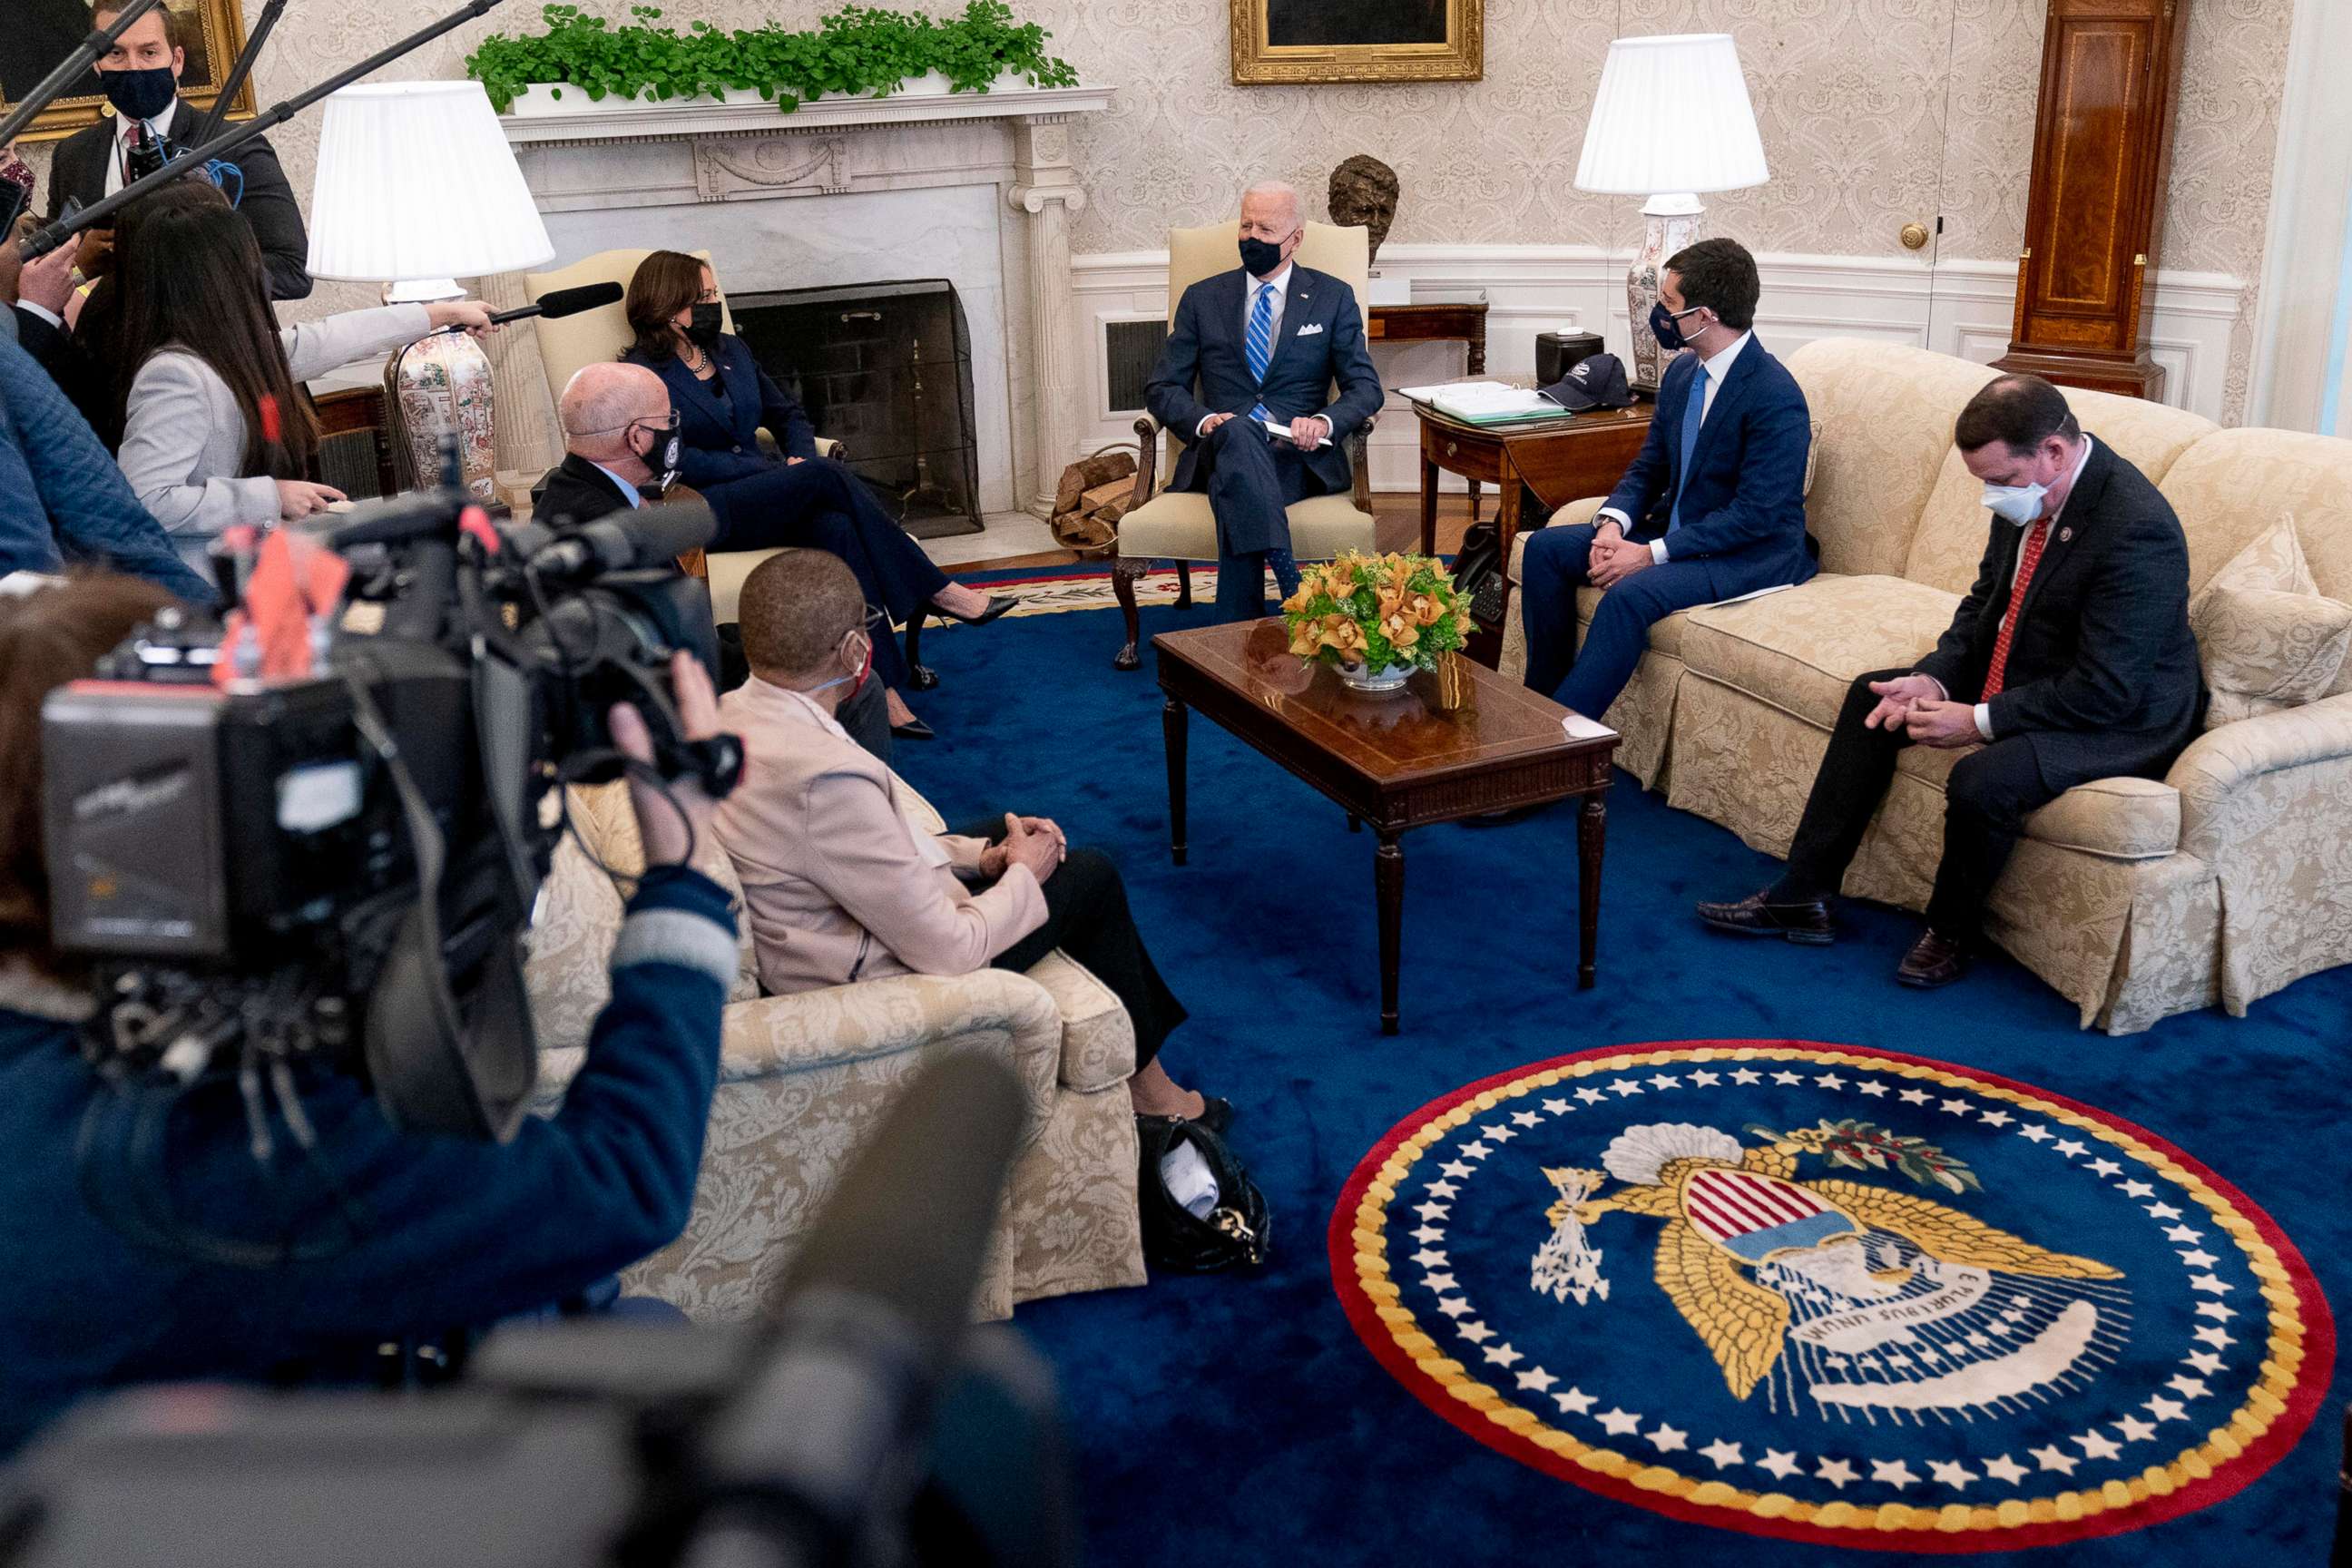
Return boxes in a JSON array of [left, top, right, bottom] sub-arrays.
[[1068, 245, 2246, 494]]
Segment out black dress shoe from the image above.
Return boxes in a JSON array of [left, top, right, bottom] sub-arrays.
[[930, 594, 1019, 626], [889, 717, 936, 741], [1192, 1095, 1233, 1136], [1695, 889, 1837, 946], [1896, 928, 1970, 988]]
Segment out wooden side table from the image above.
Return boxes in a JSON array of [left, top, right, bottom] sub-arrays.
[[1371, 301, 1490, 515], [1412, 399, 1654, 663]]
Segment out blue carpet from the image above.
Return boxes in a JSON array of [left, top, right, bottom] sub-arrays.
[[888, 597, 2351, 1566]]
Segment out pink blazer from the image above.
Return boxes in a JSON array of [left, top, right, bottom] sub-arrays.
[[712, 677, 1048, 995]]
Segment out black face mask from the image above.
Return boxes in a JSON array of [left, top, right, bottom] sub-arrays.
[[1650, 301, 1707, 353], [1239, 234, 1288, 279], [685, 302, 724, 351], [632, 418, 682, 498], [101, 64, 180, 122]]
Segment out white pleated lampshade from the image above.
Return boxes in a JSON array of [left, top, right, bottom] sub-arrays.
[[307, 81, 554, 287], [1573, 34, 1769, 198]]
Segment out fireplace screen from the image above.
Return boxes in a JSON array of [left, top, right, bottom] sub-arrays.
[[728, 279, 983, 539]]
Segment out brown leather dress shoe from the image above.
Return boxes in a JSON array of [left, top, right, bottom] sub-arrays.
[[1694, 889, 1836, 946], [1896, 928, 1970, 988]]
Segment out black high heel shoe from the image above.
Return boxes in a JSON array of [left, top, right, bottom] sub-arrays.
[[927, 593, 1019, 626], [890, 717, 937, 741]]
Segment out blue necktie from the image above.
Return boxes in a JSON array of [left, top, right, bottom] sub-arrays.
[[1246, 282, 1274, 423], [1666, 361, 1707, 534]]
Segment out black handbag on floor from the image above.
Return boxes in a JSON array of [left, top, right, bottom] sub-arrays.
[[1135, 1115, 1270, 1273]]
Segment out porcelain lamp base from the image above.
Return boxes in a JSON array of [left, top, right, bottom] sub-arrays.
[[1626, 191, 1704, 393]]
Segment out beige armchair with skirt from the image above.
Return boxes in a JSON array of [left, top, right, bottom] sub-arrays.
[[1111, 220, 1380, 669], [523, 779, 1149, 1321]]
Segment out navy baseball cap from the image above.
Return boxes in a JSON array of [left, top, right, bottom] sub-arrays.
[[1539, 352, 1632, 411]]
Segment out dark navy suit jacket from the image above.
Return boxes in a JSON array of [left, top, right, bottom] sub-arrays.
[[1145, 265, 1383, 497], [1912, 436, 2204, 782], [1602, 338, 1816, 598], [626, 334, 818, 492]]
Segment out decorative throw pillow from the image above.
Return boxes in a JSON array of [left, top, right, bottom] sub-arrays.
[[2189, 514, 2352, 727]]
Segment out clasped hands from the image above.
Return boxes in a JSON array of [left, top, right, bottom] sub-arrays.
[[1585, 519, 1654, 588], [1200, 410, 1330, 447], [1863, 672, 1979, 750], [980, 814, 1067, 884]]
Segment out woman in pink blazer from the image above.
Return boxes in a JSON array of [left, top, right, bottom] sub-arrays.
[[711, 549, 1224, 1128]]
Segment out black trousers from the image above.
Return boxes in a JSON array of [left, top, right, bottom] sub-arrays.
[[1776, 668, 2062, 939], [704, 456, 950, 691], [954, 818, 1188, 1071]]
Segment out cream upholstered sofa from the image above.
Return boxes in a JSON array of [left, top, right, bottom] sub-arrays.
[[1501, 338, 2352, 1034], [523, 780, 1147, 1321], [1110, 219, 1378, 669]]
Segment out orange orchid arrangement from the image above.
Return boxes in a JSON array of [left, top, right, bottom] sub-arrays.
[[1281, 551, 1473, 673]]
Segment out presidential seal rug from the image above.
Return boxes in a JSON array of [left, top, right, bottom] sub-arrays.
[[1330, 1041, 2335, 1553]]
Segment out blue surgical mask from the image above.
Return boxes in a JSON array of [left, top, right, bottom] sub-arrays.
[[1980, 482, 2049, 525]]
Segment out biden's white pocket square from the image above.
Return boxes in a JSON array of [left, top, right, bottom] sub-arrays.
[[1296, 322, 1325, 336]]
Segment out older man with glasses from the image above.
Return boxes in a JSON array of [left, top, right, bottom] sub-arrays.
[[537, 362, 895, 760]]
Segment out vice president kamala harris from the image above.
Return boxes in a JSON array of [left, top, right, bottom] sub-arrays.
[[622, 251, 1014, 738]]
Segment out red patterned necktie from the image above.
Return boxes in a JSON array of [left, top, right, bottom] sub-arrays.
[[1980, 519, 2050, 700]]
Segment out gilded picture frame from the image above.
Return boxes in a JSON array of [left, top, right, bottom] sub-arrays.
[[1, 0, 258, 143], [1230, 0, 1483, 85]]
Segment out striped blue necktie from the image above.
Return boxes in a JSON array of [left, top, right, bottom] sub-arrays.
[[1666, 359, 1708, 534], [1246, 281, 1274, 423]]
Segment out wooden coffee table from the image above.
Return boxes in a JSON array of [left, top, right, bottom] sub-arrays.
[[1154, 621, 1620, 1034]]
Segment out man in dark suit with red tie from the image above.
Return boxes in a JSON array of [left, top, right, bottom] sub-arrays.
[[1697, 374, 2206, 988]]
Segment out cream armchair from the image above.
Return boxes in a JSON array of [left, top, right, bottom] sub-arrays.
[[523, 780, 1147, 1321], [1111, 220, 1379, 670]]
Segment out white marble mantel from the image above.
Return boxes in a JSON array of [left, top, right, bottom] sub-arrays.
[[478, 83, 1111, 515]]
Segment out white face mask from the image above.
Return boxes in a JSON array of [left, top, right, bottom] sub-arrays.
[[1980, 481, 2049, 526]]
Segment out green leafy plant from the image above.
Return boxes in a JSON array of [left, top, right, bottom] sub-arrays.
[[466, 1, 1079, 114], [1280, 552, 1473, 675]]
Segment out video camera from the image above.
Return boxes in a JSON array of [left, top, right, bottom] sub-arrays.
[[39, 485, 740, 1144]]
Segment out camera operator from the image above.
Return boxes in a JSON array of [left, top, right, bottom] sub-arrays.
[[0, 575, 739, 1457]]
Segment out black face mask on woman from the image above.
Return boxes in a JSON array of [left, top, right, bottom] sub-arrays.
[[685, 303, 724, 352]]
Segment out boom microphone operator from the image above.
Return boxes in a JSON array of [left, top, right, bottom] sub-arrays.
[[16, 0, 510, 265], [0, 0, 163, 150]]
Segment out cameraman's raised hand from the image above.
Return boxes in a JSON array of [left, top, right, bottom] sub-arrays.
[[612, 651, 722, 869]]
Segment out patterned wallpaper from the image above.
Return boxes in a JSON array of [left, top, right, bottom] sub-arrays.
[[11, 0, 2293, 414]]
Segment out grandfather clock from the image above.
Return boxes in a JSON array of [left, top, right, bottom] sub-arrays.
[[1993, 0, 2187, 400]]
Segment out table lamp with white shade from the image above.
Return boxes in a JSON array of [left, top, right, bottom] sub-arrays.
[[307, 80, 554, 498], [1573, 34, 1769, 394]]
